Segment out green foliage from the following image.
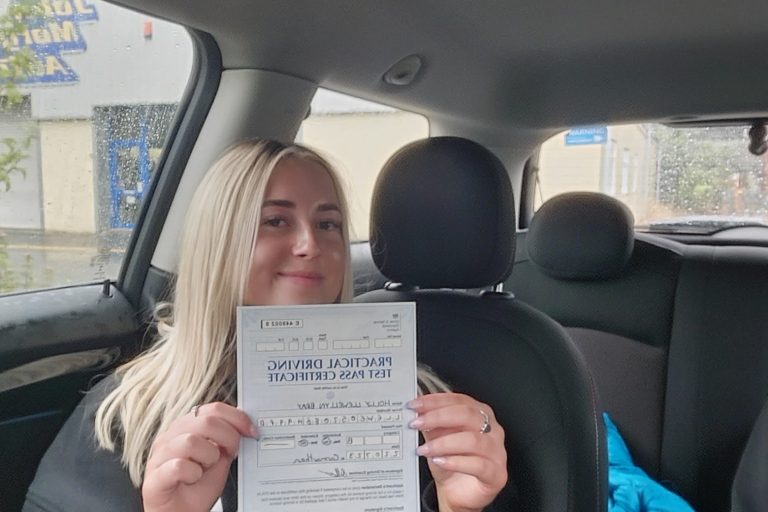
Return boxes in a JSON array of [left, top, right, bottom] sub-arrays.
[[0, 0, 42, 294], [0, 135, 29, 190], [656, 126, 764, 215], [0, 232, 18, 292], [0, 233, 42, 293], [0, 0, 42, 96], [0, 0, 38, 191]]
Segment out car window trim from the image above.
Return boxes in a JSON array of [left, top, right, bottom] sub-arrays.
[[118, 29, 222, 308]]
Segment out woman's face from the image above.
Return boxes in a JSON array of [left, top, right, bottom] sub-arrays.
[[244, 157, 346, 306]]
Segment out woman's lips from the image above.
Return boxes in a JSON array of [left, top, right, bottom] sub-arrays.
[[278, 271, 324, 285]]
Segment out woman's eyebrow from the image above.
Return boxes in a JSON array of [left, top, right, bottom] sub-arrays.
[[261, 200, 340, 212], [262, 199, 294, 208], [317, 203, 341, 212]]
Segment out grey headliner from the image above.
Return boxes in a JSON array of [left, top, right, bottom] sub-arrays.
[[111, 0, 768, 143]]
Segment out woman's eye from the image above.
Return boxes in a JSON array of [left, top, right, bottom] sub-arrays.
[[263, 217, 287, 228], [318, 220, 342, 231]]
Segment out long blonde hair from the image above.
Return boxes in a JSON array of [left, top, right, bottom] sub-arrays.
[[94, 139, 354, 486]]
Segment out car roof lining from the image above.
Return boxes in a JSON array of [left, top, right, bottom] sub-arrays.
[[109, 0, 768, 148]]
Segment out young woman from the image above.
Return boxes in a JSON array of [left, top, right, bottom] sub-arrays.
[[24, 139, 507, 512]]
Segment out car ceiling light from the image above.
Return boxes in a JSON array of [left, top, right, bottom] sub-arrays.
[[383, 54, 423, 86]]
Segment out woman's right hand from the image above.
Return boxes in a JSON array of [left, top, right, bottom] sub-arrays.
[[142, 402, 258, 512]]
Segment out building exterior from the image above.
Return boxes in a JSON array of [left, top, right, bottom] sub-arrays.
[[0, 0, 192, 236], [539, 124, 659, 224]]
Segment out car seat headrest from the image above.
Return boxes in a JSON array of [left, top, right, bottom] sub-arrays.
[[527, 192, 634, 280], [369, 136, 516, 289]]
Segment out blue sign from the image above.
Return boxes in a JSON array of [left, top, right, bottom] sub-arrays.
[[0, 0, 99, 85], [565, 126, 608, 146]]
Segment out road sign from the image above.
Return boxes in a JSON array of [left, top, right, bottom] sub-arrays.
[[565, 126, 608, 145]]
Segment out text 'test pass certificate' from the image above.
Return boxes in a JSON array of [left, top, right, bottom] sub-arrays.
[[237, 302, 418, 512]]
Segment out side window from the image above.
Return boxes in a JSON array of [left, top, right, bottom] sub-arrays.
[[297, 89, 429, 241], [537, 124, 768, 232], [0, 0, 192, 295]]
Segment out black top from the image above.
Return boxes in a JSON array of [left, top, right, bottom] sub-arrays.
[[23, 376, 451, 512]]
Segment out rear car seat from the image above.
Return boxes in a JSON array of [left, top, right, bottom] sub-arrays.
[[506, 192, 684, 478], [507, 191, 768, 512], [662, 244, 768, 511], [731, 396, 768, 512], [350, 241, 386, 295]]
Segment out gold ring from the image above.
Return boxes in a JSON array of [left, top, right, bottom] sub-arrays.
[[479, 409, 491, 434]]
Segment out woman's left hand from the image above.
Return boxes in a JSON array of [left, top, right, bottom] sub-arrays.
[[408, 393, 507, 512]]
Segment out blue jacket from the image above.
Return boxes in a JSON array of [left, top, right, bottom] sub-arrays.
[[605, 413, 694, 512]]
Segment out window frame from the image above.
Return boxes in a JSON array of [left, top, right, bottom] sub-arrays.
[[118, 29, 221, 309]]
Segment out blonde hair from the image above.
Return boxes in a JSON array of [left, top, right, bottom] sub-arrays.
[[94, 139, 354, 486]]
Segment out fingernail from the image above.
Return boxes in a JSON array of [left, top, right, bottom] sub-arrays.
[[431, 457, 447, 465], [250, 425, 260, 439], [407, 399, 423, 410], [408, 418, 424, 429], [416, 444, 430, 456]]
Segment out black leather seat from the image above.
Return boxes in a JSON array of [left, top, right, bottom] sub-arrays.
[[355, 137, 607, 512]]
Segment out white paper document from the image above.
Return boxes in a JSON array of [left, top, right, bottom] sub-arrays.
[[237, 302, 419, 512]]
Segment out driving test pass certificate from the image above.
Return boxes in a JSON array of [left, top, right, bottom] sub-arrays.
[[237, 302, 419, 512]]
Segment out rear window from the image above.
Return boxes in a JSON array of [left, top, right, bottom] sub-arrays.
[[297, 89, 429, 241], [537, 124, 768, 234]]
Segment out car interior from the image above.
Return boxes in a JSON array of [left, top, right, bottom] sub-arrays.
[[2, 0, 768, 511]]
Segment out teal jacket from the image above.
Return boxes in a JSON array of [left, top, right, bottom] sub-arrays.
[[605, 413, 694, 512]]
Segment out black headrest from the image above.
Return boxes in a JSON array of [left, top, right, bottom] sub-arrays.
[[527, 192, 634, 280], [370, 136, 515, 288]]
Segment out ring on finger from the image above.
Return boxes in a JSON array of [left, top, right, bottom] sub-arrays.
[[479, 409, 492, 434]]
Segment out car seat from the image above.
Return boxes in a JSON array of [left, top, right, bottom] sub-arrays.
[[355, 137, 607, 512], [731, 396, 768, 512], [507, 192, 684, 478]]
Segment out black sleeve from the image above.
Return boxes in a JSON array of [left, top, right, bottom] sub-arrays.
[[23, 375, 143, 512]]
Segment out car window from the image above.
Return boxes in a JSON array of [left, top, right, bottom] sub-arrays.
[[0, 0, 193, 295], [537, 124, 768, 233], [297, 89, 428, 241]]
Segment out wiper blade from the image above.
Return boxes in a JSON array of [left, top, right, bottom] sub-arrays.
[[645, 216, 767, 234]]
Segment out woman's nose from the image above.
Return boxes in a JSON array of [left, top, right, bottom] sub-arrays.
[[293, 224, 320, 257]]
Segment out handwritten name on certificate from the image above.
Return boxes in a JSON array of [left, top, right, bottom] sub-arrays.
[[237, 302, 419, 512]]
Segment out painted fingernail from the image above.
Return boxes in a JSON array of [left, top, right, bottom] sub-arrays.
[[408, 418, 424, 429], [431, 457, 447, 465], [406, 399, 423, 410], [416, 444, 430, 456]]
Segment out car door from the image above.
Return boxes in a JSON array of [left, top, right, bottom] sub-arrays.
[[0, 4, 213, 509]]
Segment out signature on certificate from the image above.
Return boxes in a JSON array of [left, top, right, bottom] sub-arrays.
[[318, 467, 347, 478], [293, 452, 342, 464]]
